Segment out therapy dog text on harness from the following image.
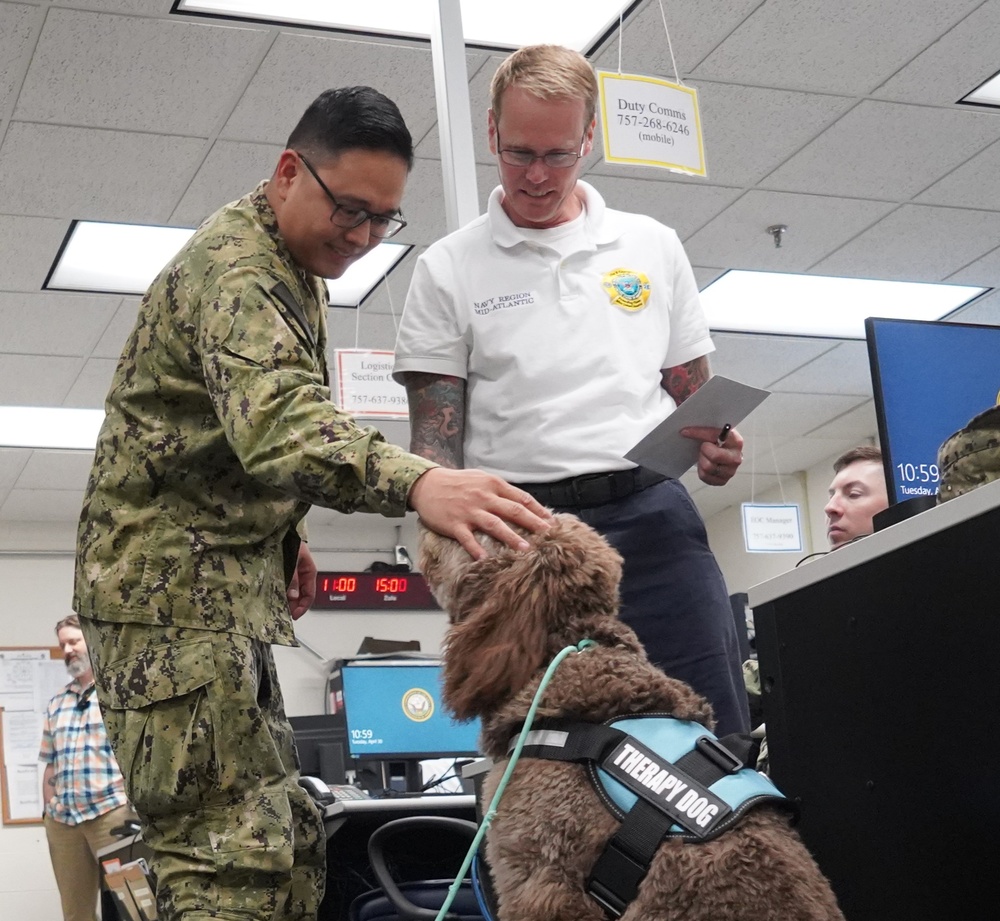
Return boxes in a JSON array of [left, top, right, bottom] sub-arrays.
[[510, 714, 796, 919]]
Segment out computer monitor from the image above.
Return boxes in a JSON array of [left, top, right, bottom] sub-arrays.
[[330, 657, 481, 792], [288, 714, 350, 785], [865, 317, 1000, 506]]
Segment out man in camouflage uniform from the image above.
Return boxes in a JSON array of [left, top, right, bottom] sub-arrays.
[[74, 86, 549, 921]]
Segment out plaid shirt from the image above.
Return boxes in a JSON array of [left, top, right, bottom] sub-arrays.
[[38, 679, 128, 825]]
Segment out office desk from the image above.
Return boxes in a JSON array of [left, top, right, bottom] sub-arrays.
[[94, 795, 478, 921], [748, 478, 1000, 921], [321, 794, 478, 921]]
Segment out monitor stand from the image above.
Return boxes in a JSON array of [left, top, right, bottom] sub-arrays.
[[873, 495, 936, 532], [379, 760, 423, 794]]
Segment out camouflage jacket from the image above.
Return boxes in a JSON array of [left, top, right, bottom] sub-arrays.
[[74, 183, 434, 643]]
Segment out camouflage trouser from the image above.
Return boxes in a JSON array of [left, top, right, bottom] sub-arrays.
[[79, 618, 326, 921]]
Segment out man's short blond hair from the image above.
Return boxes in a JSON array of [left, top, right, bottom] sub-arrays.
[[55, 614, 80, 634], [490, 44, 599, 128]]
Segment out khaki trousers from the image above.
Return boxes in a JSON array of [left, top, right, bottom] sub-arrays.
[[45, 802, 136, 921]]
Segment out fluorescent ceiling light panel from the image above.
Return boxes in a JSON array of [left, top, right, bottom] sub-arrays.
[[960, 70, 1000, 107], [0, 407, 105, 450], [325, 243, 409, 307], [176, 0, 629, 52], [699, 271, 987, 339], [46, 221, 409, 306], [47, 222, 195, 295]]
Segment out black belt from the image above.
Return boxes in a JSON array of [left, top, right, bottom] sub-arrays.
[[512, 468, 667, 510]]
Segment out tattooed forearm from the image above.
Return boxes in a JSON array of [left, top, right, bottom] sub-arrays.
[[401, 372, 466, 468], [661, 355, 711, 405]]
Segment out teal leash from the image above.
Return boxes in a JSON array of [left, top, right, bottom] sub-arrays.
[[434, 639, 597, 921]]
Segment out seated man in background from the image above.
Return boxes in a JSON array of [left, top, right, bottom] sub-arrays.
[[824, 445, 890, 549]]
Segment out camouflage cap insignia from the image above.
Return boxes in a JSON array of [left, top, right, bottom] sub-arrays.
[[602, 268, 651, 312]]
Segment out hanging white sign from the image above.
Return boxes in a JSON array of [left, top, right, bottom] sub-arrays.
[[597, 71, 706, 176], [741, 504, 803, 553], [335, 349, 409, 420]]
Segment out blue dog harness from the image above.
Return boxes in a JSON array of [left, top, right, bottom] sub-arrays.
[[512, 714, 794, 918]]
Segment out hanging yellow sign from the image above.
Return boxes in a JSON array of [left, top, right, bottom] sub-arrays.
[[597, 71, 707, 177]]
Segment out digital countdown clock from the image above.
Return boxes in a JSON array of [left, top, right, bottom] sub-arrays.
[[312, 572, 441, 610]]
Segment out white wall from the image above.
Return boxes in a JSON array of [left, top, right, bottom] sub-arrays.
[[703, 449, 847, 597], [0, 512, 448, 920]]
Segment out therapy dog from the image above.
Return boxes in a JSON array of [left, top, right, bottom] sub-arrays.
[[419, 513, 845, 921]]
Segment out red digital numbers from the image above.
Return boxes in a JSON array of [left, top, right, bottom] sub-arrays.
[[322, 575, 357, 593], [374, 576, 408, 594]]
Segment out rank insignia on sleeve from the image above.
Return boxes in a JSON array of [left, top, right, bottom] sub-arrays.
[[602, 268, 651, 311]]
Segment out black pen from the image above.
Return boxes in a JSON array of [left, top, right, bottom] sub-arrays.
[[716, 423, 732, 447]]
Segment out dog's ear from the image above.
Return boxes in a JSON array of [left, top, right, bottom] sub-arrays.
[[441, 550, 551, 720], [441, 514, 623, 720]]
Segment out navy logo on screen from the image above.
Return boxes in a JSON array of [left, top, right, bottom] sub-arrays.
[[402, 688, 434, 722]]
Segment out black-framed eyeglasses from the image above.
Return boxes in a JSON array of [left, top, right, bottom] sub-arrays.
[[296, 152, 407, 239], [495, 129, 585, 169]]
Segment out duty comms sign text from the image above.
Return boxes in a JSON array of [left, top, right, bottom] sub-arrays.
[[335, 349, 409, 419], [598, 71, 706, 176]]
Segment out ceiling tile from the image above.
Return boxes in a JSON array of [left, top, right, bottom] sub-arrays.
[[0, 448, 31, 503], [93, 298, 141, 359], [1, 487, 88, 521], [16, 450, 95, 491], [171, 140, 283, 226], [591, 0, 764, 78], [74, 1, 174, 12], [812, 204, 1000, 281], [693, 267, 725, 288], [63, 358, 119, 409], [945, 244, 1000, 287], [916, 139, 1000, 210], [0, 354, 81, 405], [0, 123, 208, 221], [691, 0, 981, 95], [0, 214, 73, 291], [14, 9, 269, 135], [804, 399, 878, 440], [593, 175, 742, 240], [944, 288, 1000, 325], [0, 293, 118, 356], [0, 3, 37, 113], [769, 340, 873, 396], [742, 392, 870, 440], [708, 333, 837, 389], [872, 1, 1000, 105], [684, 189, 894, 271], [752, 437, 853, 477], [761, 100, 1000, 200], [220, 33, 439, 145]]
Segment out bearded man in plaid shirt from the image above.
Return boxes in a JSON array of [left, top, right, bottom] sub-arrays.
[[40, 615, 137, 921]]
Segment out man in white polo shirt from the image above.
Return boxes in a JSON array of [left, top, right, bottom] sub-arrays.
[[394, 44, 749, 736]]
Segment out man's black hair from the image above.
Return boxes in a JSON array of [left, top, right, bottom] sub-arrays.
[[287, 86, 414, 170]]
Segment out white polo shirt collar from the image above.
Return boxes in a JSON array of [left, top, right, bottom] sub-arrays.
[[487, 180, 625, 250]]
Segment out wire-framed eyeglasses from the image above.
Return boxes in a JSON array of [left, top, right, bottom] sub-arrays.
[[495, 129, 586, 169], [296, 152, 407, 239]]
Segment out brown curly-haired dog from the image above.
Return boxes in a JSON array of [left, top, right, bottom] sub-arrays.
[[419, 513, 845, 921]]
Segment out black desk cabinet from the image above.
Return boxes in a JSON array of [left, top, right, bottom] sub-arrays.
[[749, 479, 1000, 921]]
